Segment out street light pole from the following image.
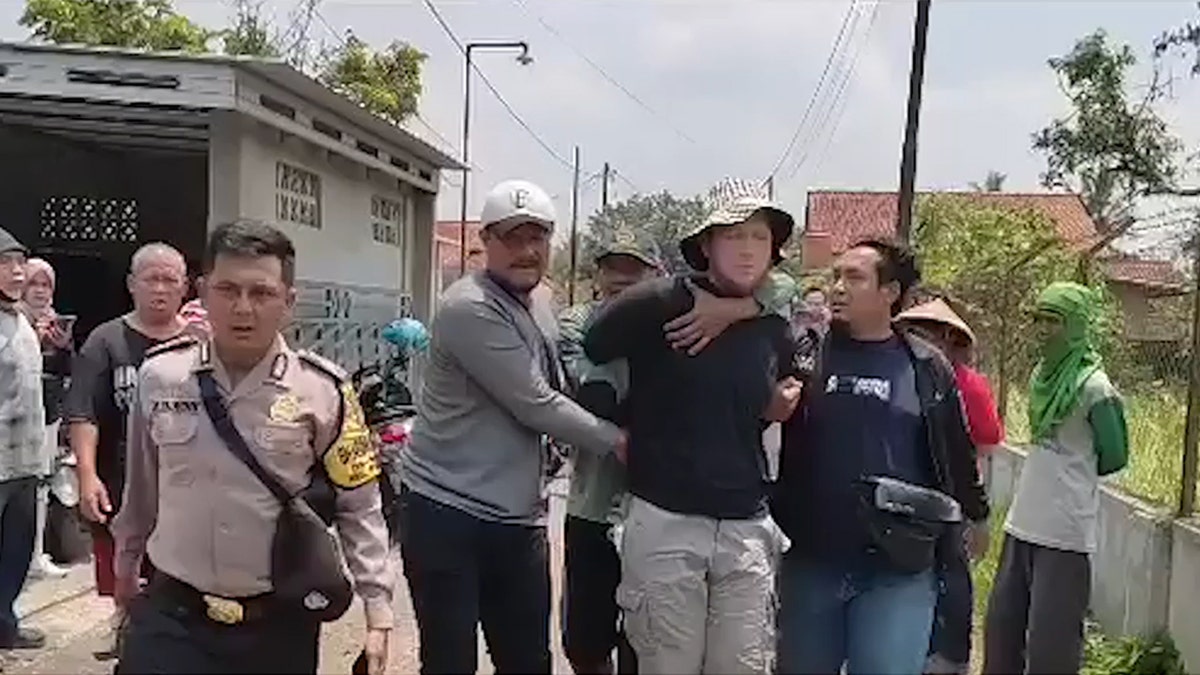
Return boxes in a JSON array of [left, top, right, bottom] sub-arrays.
[[458, 40, 532, 277]]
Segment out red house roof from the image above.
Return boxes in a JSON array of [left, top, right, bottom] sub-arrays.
[[1101, 254, 1187, 294], [803, 190, 1099, 257], [801, 190, 1184, 292], [436, 220, 484, 267]]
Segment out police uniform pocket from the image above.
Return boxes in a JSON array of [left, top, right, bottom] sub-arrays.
[[149, 411, 199, 447]]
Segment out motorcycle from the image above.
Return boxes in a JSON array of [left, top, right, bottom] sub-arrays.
[[351, 318, 429, 545]]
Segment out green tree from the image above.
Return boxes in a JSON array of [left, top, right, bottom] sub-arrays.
[[582, 191, 707, 276], [969, 170, 1007, 192], [221, 0, 278, 58], [20, 0, 427, 125], [1033, 30, 1184, 234], [547, 191, 704, 306], [1155, 5, 1200, 76], [21, 0, 213, 52], [317, 34, 426, 124], [914, 195, 1078, 410]]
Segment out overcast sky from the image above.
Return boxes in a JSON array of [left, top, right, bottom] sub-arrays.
[[2, 0, 1198, 232]]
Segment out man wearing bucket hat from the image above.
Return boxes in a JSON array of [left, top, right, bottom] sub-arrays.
[[773, 238, 989, 675], [984, 282, 1127, 675], [560, 223, 804, 675], [896, 296, 1004, 675], [399, 179, 627, 674], [582, 178, 802, 674], [0, 227, 47, 650]]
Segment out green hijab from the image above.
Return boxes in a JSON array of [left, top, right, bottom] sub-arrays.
[[1028, 282, 1103, 441]]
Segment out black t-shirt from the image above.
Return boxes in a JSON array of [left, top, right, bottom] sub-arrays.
[[583, 275, 798, 520], [791, 334, 935, 564], [64, 317, 172, 508]]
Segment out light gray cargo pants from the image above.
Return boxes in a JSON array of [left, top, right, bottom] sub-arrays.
[[616, 497, 786, 675]]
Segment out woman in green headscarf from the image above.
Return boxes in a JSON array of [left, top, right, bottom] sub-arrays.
[[983, 281, 1129, 675]]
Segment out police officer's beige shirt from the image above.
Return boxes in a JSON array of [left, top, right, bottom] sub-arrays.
[[112, 335, 395, 628]]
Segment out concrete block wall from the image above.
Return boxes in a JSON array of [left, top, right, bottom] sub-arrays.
[[986, 445, 1200, 670]]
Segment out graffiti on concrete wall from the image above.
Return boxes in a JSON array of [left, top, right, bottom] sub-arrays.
[[285, 279, 411, 373]]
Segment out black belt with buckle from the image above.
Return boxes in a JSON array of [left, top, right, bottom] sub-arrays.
[[149, 573, 274, 626]]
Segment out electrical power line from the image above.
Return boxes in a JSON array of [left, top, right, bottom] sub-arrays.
[[786, 1, 881, 184], [763, 0, 860, 185], [411, 113, 463, 156], [420, 0, 576, 172], [510, 0, 698, 147]]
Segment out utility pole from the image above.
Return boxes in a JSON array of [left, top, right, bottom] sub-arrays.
[[1179, 222, 1200, 516], [568, 146, 581, 304], [601, 162, 611, 210], [766, 176, 775, 201], [896, 0, 932, 242]]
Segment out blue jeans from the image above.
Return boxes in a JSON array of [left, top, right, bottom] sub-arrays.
[[777, 555, 938, 675]]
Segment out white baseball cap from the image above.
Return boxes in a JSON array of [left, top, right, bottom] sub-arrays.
[[480, 179, 556, 235]]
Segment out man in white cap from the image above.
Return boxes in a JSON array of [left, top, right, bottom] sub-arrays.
[[398, 179, 628, 674]]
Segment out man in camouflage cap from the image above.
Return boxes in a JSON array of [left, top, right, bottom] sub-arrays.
[[557, 225, 660, 675]]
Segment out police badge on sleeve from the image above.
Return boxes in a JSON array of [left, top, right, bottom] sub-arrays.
[[323, 383, 381, 489]]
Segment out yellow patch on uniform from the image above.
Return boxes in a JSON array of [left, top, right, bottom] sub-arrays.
[[324, 385, 380, 489], [269, 393, 302, 424]]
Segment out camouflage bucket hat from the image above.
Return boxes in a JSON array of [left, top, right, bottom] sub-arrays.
[[595, 226, 662, 269], [680, 177, 795, 271]]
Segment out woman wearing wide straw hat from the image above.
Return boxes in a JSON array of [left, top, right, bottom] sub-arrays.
[[582, 177, 802, 674], [896, 296, 1003, 675]]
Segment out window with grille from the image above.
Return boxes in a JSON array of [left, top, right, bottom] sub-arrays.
[[370, 194, 407, 248], [39, 196, 139, 243], [275, 162, 322, 229]]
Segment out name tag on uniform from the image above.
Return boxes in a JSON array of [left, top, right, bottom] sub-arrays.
[[150, 407, 200, 445], [255, 423, 308, 450]]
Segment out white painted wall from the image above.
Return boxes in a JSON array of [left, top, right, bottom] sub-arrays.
[[237, 120, 411, 293], [207, 115, 441, 371]]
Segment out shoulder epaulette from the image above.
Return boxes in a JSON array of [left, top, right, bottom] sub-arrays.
[[296, 349, 348, 383], [144, 335, 199, 360]]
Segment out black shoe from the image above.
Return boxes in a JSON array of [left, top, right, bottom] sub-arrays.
[[0, 627, 46, 650]]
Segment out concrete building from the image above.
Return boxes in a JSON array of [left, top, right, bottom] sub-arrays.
[[0, 41, 463, 372]]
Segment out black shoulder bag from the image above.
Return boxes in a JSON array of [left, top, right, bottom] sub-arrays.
[[197, 372, 354, 623]]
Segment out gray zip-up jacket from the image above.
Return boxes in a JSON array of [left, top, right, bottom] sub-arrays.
[[400, 272, 622, 525]]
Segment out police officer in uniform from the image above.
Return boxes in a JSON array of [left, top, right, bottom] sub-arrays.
[[112, 220, 393, 674]]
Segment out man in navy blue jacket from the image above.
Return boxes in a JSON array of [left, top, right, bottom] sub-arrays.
[[773, 239, 989, 675]]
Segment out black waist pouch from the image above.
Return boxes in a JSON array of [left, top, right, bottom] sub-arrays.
[[855, 475, 963, 574]]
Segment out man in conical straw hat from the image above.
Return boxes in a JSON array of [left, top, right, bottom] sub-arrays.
[[582, 177, 802, 674]]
